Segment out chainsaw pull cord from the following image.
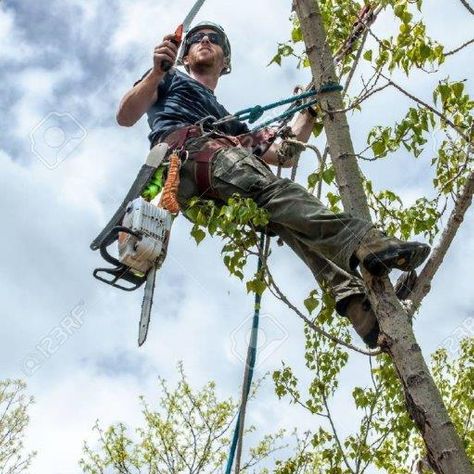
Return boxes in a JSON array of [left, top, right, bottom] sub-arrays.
[[159, 152, 182, 214]]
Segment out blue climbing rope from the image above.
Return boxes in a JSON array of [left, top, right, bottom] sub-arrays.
[[252, 98, 319, 131], [227, 82, 343, 128], [235, 89, 319, 123], [225, 233, 265, 474], [224, 83, 342, 473]]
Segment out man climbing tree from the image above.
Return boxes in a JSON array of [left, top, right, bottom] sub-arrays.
[[116, 21, 430, 349]]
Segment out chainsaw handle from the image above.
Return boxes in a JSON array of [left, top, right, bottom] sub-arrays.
[[161, 24, 184, 72], [93, 267, 146, 292], [93, 226, 147, 292], [98, 226, 142, 267]]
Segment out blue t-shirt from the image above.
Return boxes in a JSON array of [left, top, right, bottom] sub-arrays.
[[135, 69, 250, 146]]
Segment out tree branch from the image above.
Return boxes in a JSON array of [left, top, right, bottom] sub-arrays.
[[445, 38, 474, 56], [409, 166, 474, 311], [322, 394, 356, 474], [459, 0, 474, 15], [342, 28, 370, 94], [263, 263, 380, 357], [379, 73, 471, 143]]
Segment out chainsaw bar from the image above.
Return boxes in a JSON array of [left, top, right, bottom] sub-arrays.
[[138, 264, 157, 346]]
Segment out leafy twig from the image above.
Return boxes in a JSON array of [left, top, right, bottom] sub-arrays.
[[379, 73, 471, 142]]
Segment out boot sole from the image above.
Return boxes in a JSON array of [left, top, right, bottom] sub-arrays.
[[363, 243, 430, 277], [363, 324, 380, 349]]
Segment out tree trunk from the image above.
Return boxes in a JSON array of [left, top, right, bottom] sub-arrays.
[[293, 1, 474, 472]]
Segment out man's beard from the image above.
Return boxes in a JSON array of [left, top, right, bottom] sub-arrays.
[[188, 50, 222, 74]]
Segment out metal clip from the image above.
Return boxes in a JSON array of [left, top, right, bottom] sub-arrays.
[[196, 115, 218, 136]]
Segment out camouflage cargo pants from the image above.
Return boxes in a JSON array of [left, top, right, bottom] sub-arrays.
[[177, 137, 373, 312]]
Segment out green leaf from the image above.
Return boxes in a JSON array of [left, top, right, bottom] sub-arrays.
[[291, 27, 302, 43], [372, 141, 386, 156], [452, 82, 464, 98], [312, 121, 324, 138], [304, 295, 319, 314], [246, 278, 266, 295], [419, 43, 431, 61], [322, 167, 335, 185], [191, 227, 206, 245]]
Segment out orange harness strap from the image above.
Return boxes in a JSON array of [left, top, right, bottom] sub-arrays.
[[159, 152, 181, 214]]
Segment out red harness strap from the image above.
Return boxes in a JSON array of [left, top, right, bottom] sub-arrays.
[[192, 135, 241, 198], [161, 125, 201, 149], [236, 127, 277, 157], [162, 127, 241, 199]]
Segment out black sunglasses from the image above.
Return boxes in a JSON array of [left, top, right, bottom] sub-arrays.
[[187, 32, 224, 48]]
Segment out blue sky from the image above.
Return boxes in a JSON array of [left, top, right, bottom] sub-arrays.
[[1, 0, 473, 472]]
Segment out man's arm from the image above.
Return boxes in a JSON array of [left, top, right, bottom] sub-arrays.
[[116, 34, 178, 127], [261, 111, 314, 168]]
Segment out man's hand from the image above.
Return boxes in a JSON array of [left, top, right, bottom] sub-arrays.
[[152, 34, 180, 75], [116, 35, 178, 127], [260, 111, 315, 167], [292, 109, 316, 140]]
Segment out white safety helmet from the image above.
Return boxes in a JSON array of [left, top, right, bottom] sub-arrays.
[[177, 21, 232, 75]]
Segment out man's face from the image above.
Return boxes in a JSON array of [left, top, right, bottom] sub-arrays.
[[184, 28, 226, 73]]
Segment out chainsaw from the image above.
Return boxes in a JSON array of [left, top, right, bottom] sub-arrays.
[[90, 0, 207, 346], [91, 143, 173, 346]]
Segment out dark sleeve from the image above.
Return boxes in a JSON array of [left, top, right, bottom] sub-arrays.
[[133, 69, 174, 98], [234, 119, 250, 135]]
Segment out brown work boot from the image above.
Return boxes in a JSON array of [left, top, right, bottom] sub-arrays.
[[355, 229, 430, 277], [344, 295, 380, 348]]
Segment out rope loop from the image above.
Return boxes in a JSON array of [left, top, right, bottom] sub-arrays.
[[248, 105, 265, 124]]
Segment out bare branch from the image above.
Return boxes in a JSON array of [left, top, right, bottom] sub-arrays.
[[322, 394, 356, 473], [331, 82, 391, 115], [459, 0, 474, 15], [445, 38, 474, 56], [409, 165, 474, 311], [342, 28, 370, 94], [261, 262, 381, 356]]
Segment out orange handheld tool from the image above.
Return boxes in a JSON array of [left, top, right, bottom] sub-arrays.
[[161, 0, 206, 72]]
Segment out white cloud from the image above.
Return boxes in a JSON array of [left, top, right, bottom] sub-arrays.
[[0, 6, 34, 63]]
